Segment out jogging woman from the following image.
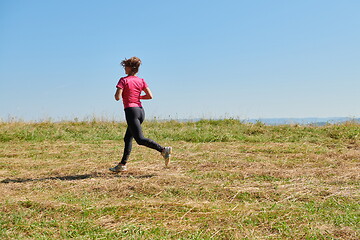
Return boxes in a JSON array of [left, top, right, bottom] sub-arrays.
[[110, 57, 172, 172]]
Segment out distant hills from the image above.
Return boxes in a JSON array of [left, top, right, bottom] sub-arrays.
[[244, 117, 360, 126], [177, 117, 360, 126]]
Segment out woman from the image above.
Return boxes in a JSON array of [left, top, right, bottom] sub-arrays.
[[110, 57, 172, 172]]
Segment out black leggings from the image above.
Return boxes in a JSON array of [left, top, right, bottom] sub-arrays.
[[121, 107, 163, 165]]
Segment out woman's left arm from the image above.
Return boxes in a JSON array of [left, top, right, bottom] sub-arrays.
[[115, 88, 122, 101]]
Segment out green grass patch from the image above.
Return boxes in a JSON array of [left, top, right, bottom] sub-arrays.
[[0, 120, 359, 239]]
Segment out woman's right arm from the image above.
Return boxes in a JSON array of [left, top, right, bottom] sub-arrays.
[[140, 87, 153, 100]]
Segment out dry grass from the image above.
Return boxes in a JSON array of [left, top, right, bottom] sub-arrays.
[[0, 121, 359, 239]]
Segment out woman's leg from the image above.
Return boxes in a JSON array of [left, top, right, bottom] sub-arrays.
[[111, 107, 171, 172], [125, 107, 164, 152], [120, 127, 133, 165]]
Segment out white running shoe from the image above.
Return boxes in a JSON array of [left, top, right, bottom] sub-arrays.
[[161, 147, 172, 167], [109, 164, 127, 172]]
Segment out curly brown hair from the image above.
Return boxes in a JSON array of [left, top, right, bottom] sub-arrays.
[[121, 57, 142, 75]]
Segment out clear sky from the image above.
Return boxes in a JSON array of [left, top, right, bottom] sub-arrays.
[[1, 0, 359, 121]]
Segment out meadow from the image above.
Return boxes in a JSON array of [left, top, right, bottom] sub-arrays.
[[0, 119, 359, 239]]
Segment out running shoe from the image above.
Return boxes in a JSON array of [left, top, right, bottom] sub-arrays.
[[161, 147, 172, 167], [109, 164, 127, 172]]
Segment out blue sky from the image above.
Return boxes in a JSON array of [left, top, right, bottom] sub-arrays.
[[1, 0, 359, 121]]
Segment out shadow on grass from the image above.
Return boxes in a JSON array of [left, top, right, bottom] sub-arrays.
[[0, 172, 157, 184]]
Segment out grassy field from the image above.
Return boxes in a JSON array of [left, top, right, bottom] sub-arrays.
[[0, 119, 359, 239]]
